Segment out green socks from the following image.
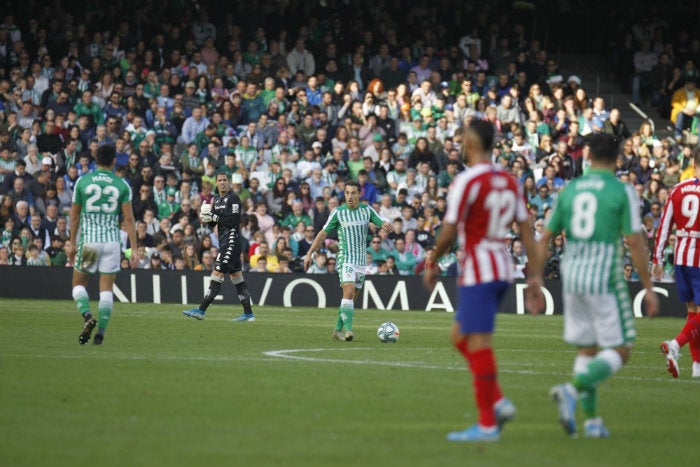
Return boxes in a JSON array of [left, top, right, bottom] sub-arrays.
[[97, 292, 114, 334], [572, 358, 614, 391], [339, 299, 355, 332], [72, 286, 90, 316], [572, 349, 624, 418]]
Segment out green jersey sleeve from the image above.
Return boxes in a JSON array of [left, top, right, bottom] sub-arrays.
[[72, 177, 85, 205], [621, 183, 642, 235], [368, 205, 385, 227], [323, 208, 340, 233]]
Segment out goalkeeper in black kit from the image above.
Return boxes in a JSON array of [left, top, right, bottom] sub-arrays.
[[182, 172, 255, 322]]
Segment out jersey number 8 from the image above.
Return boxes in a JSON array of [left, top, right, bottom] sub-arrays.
[[571, 192, 597, 239]]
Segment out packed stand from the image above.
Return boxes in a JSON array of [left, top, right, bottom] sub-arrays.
[[0, 3, 690, 280]]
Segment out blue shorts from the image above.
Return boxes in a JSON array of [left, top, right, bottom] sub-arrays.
[[674, 265, 700, 304], [456, 281, 510, 334]]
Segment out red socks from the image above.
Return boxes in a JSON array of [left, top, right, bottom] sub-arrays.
[[455, 339, 499, 428], [676, 311, 700, 351], [683, 312, 700, 362]]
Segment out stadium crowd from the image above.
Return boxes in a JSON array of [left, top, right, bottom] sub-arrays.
[[0, 1, 697, 281]]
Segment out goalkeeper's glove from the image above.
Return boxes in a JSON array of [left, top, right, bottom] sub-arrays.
[[200, 203, 218, 223]]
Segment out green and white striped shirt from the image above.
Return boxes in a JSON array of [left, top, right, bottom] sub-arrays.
[[547, 169, 640, 294], [73, 169, 132, 243], [323, 204, 386, 266], [235, 146, 258, 171]]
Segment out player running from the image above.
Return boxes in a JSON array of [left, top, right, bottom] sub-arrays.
[[70, 144, 138, 345], [303, 180, 391, 341], [528, 133, 659, 438], [183, 172, 254, 322], [653, 147, 700, 378], [423, 120, 539, 442]]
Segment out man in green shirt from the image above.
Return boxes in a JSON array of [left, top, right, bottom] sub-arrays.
[[280, 200, 312, 228], [304, 181, 391, 341], [69, 145, 138, 346], [528, 133, 659, 438]]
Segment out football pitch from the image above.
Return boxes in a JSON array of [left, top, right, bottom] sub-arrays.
[[0, 298, 696, 467]]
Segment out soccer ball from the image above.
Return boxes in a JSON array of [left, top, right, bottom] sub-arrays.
[[377, 322, 400, 343]]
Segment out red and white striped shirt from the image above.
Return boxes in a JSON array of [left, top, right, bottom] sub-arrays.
[[654, 177, 700, 267], [445, 162, 529, 286]]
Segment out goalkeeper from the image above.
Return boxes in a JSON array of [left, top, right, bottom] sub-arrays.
[[182, 172, 254, 322]]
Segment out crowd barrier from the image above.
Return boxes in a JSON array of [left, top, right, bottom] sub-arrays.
[[0, 266, 684, 317]]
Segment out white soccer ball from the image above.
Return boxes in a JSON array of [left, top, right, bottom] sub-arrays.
[[377, 322, 400, 343]]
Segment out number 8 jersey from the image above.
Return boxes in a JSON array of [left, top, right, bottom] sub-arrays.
[[547, 168, 641, 294], [445, 162, 528, 286], [72, 169, 132, 243]]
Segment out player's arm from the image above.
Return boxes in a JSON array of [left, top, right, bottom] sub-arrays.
[[304, 208, 337, 271], [68, 202, 81, 248], [651, 194, 675, 280], [422, 221, 456, 291], [627, 232, 659, 318], [622, 184, 659, 318], [369, 206, 392, 232], [121, 201, 139, 268], [303, 229, 328, 271]]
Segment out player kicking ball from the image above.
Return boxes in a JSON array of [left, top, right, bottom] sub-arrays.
[[304, 180, 391, 341], [528, 134, 659, 438], [183, 172, 254, 322]]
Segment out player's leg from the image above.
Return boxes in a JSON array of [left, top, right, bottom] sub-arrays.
[[687, 304, 700, 377], [340, 266, 366, 340], [550, 292, 595, 436], [332, 262, 356, 340], [568, 293, 634, 438], [183, 270, 224, 320], [92, 243, 122, 344], [93, 273, 118, 345], [660, 266, 700, 376], [447, 281, 509, 442], [339, 282, 356, 340], [230, 266, 255, 321], [72, 241, 98, 344]]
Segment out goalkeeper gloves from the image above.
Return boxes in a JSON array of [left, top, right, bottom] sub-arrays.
[[200, 203, 218, 223]]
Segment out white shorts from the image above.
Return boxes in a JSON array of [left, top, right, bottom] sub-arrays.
[[339, 263, 366, 289], [563, 292, 636, 348], [75, 241, 121, 274]]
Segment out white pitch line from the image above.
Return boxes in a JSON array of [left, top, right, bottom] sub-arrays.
[[262, 348, 700, 384]]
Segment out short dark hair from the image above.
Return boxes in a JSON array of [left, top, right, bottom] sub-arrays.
[[345, 180, 361, 191], [466, 120, 495, 152], [96, 144, 116, 166], [587, 134, 619, 163]]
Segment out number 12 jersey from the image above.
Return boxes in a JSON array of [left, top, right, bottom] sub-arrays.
[[445, 162, 528, 286]]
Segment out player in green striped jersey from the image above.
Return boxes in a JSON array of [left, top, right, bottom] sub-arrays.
[[304, 181, 391, 341], [527, 134, 658, 438], [69, 145, 138, 346]]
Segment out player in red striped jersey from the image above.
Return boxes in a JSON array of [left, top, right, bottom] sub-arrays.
[[653, 147, 700, 378], [423, 120, 540, 442]]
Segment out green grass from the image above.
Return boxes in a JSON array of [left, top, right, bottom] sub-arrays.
[[0, 298, 697, 467]]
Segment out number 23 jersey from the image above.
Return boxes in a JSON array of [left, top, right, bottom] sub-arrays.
[[73, 169, 132, 243], [547, 168, 641, 294], [445, 162, 528, 286]]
